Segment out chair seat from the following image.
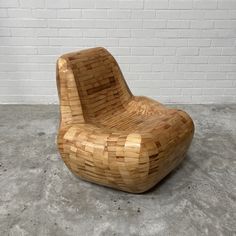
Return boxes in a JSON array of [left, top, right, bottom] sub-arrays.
[[62, 96, 193, 193], [56, 47, 194, 193]]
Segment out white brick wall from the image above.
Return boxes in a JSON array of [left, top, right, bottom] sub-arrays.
[[0, 0, 236, 104]]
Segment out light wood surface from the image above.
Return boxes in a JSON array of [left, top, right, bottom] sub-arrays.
[[56, 47, 194, 193]]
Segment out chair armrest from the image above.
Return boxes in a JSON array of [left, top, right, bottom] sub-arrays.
[[63, 124, 129, 141], [62, 124, 148, 172], [63, 124, 143, 158]]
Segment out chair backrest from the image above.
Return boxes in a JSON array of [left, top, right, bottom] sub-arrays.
[[57, 47, 133, 125]]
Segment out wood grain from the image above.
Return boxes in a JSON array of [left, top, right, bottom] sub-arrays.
[[56, 47, 194, 193]]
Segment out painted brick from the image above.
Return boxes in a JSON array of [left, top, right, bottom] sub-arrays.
[[119, 0, 143, 9], [155, 48, 176, 56], [167, 20, 190, 28], [191, 20, 213, 29], [131, 10, 155, 19], [131, 29, 155, 38], [95, 0, 119, 9], [0, 28, 11, 36], [107, 29, 130, 38], [0, 9, 7, 17], [32, 9, 57, 19], [131, 47, 154, 56], [144, 0, 168, 9], [70, 0, 95, 9], [176, 48, 199, 56], [46, 0, 69, 8], [169, 1, 192, 9], [218, 1, 236, 9], [0, 0, 18, 8], [82, 9, 107, 19], [57, 10, 82, 18], [83, 29, 107, 38], [59, 29, 83, 37], [193, 0, 217, 9], [200, 48, 222, 55], [19, 0, 44, 8], [8, 9, 31, 17], [143, 20, 166, 28]]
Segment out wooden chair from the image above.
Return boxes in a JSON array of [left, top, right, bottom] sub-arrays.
[[56, 47, 194, 193]]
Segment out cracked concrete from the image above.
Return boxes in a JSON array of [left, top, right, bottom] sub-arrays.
[[0, 104, 235, 236]]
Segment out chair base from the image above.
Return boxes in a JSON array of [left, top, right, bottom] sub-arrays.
[[58, 122, 194, 193]]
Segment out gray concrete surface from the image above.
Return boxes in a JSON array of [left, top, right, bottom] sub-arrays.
[[0, 104, 235, 236]]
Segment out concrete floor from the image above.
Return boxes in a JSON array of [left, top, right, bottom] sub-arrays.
[[0, 104, 235, 236]]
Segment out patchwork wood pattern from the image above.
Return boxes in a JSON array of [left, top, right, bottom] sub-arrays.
[[56, 47, 194, 193]]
